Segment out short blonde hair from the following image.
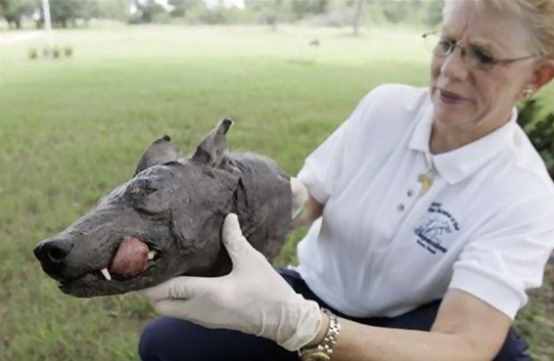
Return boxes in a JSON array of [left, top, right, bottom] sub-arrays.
[[444, 0, 554, 57]]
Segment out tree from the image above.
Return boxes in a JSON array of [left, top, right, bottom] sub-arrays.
[[0, 0, 36, 29], [425, 0, 443, 27], [519, 99, 554, 177], [352, 0, 364, 36], [291, 0, 328, 19], [129, 0, 165, 23], [35, 0, 99, 28], [96, 0, 128, 20], [381, 0, 408, 24], [244, 0, 284, 30], [168, 0, 203, 17]]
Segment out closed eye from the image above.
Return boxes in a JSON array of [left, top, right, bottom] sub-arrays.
[[128, 179, 158, 197]]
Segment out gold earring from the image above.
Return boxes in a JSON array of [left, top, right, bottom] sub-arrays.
[[523, 87, 535, 100]]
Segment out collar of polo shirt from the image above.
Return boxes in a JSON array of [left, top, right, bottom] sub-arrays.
[[408, 96, 518, 185]]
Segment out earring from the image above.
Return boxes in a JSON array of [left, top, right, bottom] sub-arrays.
[[523, 86, 535, 100]]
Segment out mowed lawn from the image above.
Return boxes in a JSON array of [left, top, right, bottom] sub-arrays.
[[1, 25, 553, 361]]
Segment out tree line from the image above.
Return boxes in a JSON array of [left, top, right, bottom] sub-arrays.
[[0, 0, 443, 30]]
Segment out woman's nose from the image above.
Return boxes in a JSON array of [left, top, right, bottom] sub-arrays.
[[440, 47, 470, 82]]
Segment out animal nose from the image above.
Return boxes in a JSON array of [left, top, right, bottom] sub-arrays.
[[34, 239, 74, 275]]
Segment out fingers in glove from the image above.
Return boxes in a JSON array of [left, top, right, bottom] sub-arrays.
[[151, 299, 186, 318], [290, 177, 308, 219], [141, 276, 214, 302], [222, 213, 254, 260]]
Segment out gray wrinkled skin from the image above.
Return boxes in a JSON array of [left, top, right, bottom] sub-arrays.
[[34, 120, 292, 297]]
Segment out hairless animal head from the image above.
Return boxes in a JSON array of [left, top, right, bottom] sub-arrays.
[[34, 120, 292, 297]]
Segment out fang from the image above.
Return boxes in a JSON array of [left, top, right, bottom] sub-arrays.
[[101, 268, 112, 281]]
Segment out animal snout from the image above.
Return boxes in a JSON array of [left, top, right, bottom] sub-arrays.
[[34, 239, 74, 277]]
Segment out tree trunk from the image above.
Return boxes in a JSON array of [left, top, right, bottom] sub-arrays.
[[353, 0, 365, 36]]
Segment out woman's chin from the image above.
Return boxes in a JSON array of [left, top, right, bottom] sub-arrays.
[[432, 107, 474, 128], [433, 100, 474, 123]]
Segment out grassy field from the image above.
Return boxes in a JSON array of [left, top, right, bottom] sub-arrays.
[[1, 24, 553, 361]]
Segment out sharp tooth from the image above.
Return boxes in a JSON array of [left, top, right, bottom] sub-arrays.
[[148, 251, 157, 260], [101, 268, 112, 281]]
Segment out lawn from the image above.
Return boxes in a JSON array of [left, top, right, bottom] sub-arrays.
[[0, 24, 553, 361]]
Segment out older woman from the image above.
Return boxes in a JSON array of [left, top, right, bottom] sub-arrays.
[[139, 1, 554, 360]]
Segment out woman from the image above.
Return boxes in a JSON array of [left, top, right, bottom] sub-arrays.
[[139, 1, 554, 360]]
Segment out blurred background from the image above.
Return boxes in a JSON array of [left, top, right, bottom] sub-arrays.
[[1, 1, 553, 360]]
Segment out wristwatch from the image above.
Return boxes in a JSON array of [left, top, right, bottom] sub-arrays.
[[298, 308, 342, 361]]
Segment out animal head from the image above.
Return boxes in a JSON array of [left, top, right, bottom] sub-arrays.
[[34, 120, 292, 297]]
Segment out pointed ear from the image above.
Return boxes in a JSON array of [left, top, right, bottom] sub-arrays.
[[134, 135, 179, 176], [192, 119, 233, 167]]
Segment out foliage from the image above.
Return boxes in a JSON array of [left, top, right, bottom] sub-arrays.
[[168, 0, 204, 17], [518, 99, 554, 177], [363, 0, 443, 27], [96, 0, 128, 20], [0, 0, 35, 28], [425, 0, 443, 27], [290, 0, 328, 19], [128, 0, 166, 24], [243, 0, 286, 26], [0, 0, 448, 28], [243, 0, 282, 12], [381, 0, 410, 24], [33, 0, 100, 28]]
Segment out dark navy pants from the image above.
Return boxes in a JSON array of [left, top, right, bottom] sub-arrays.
[[139, 268, 531, 361]]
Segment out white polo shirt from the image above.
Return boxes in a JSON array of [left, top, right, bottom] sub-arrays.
[[296, 84, 554, 319]]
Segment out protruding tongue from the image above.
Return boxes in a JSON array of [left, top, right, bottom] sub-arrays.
[[109, 237, 149, 278]]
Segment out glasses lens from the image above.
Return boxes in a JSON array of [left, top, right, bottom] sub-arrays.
[[423, 33, 439, 54], [423, 33, 455, 58], [435, 40, 454, 57], [466, 46, 496, 71]]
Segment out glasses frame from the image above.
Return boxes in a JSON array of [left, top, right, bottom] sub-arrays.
[[421, 31, 539, 71]]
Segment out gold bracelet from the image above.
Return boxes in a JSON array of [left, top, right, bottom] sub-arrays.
[[298, 308, 341, 361]]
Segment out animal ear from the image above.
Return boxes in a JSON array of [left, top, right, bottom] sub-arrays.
[[191, 119, 232, 167], [135, 135, 179, 176]]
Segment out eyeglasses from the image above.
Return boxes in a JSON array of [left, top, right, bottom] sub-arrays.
[[422, 31, 538, 71]]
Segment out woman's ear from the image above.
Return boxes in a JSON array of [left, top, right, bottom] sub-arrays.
[[531, 58, 554, 92]]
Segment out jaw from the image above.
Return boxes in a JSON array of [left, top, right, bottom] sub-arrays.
[[57, 236, 166, 297], [57, 244, 223, 297], [59, 272, 163, 297], [54, 218, 231, 297]]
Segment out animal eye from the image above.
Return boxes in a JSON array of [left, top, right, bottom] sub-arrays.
[[128, 178, 158, 196]]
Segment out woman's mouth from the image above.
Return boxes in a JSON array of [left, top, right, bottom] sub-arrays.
[[438, 89, 468, 105]]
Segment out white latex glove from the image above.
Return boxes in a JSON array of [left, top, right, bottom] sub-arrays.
[[291, 177, 309, 220], [141, 213, 322, 351]]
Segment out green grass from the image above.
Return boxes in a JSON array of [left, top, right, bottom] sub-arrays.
[[0, 24, 553, 361]]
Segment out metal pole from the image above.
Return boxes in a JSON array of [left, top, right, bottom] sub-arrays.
[[41, 0, 53, 47]]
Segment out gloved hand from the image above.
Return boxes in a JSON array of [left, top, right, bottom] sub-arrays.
[[141, 213, 323, 351], [291, 176, 309, 220]]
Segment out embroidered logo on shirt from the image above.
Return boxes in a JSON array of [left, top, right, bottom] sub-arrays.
[[414, 202, 460, 255]]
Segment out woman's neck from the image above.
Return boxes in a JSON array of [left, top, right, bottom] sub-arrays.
[[429, 116, 511, 155]]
